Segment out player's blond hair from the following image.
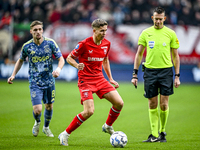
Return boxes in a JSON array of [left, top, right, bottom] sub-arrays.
[[91, 19, 108, 29], [30, 20, 43, 29]]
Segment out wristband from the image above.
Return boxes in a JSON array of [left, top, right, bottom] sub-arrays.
[[132, 77, 138, 79], [132, 69, 138, 75], [55, 67, 61, 74], [175, 73, 180, 77]]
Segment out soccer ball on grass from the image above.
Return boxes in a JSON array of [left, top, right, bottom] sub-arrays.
[[110, 131, 128, 148]]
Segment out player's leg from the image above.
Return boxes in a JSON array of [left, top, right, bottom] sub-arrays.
[[143, 96, 160, 142], [31, 87, 43, 137], [42, 85, 55, 137], [159, 95, 169, 142], [160, 95, 169, 132], [66, 99, 94, 134], [59, 86, 94, 146], [59, 99, 94, 146], [159, 67, 173, 142], [143, 68, 160, 142], [102, 90, 124, 135]]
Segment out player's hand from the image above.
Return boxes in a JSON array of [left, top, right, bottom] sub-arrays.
[[77, 63, 85, 70], [110, 79, 119, 89], [52, 67, 61, 78], [131, 76, 138, 89], [7, 76, 15, 84], [174, 77, 180, 88]]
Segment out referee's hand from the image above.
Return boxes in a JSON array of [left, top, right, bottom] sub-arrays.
[[131, 77, 138, 89], [174, 77, 181, 88]]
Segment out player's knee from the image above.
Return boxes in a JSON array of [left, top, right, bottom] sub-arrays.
[[114, 100, 124, 110], [45, 104, 53, 110], [118, 100, 124, 109], [34, 108, 42, 115], [83, 109, 94, 118], [160, 103, 168, 111]]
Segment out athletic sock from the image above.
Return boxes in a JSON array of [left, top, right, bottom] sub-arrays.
[[160, 108, 169, 133], [105, 106, 121, 126], [44, 109, 53, 127], [149, 108, 159, 137], [33, 111, 41, 123], [66, 113, 86, 134]]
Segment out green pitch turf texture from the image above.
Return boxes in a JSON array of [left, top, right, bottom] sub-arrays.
[[0, 80, 199, 150]]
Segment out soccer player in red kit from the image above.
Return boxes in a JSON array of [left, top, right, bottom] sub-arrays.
[[58, 18, 124, 146]]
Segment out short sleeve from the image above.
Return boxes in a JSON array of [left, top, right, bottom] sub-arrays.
[[170, 31, 180, 49], [71, 42, 84, 58], [19, 44, 27, 61], [51, 40, 62, 59], [138, 31, 146, 47]]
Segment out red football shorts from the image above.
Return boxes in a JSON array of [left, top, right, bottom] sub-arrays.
[[78, 78, 116, 105]]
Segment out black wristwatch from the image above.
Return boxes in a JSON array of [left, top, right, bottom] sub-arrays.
[[175, 73, 180, 77]]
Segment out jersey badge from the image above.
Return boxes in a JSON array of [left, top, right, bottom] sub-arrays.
[[44, 45, 50, 53], [148, 41, 155, 49], [31, 91, 36, 98], [75, 44, 79, 49], [82, 89, 89, 98], [101, 46, 107, 54], [163, 42, 166, 47], [83, 91, 88, 98], [176, 38, 179, 44]]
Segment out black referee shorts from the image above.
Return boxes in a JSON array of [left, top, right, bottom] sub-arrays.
[[143, 67, 174, 98]]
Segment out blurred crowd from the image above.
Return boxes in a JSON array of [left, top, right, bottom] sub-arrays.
[[0, 0, 200, 61], [1, 0, 200, 27]]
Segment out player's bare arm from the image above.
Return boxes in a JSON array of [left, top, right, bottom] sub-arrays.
[[7, 58, 24, 84], [52, 56, 65, 78], [171, 48, 181, 88], [67, 53, 85, 70], [131, 45, 145, 86], [103, 57, 119, 88]]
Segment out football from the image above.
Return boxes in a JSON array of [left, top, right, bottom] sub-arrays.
[[110, 131, 128, 148]]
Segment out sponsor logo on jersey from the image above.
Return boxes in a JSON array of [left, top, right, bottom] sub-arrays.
[[89, 50, 93, 53], [30, 51, 35, 55], [148, 41, 155, 49], [88, 57, 104, 61], [75, 44, 79, 49], [32, 56, 50, 63]]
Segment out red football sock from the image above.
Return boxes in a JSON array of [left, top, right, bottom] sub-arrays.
[[66, 113, 86, 134], [106, 106, 121, 126]]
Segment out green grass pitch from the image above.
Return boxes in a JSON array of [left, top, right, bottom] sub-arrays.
[[0, 80, 200, 150]]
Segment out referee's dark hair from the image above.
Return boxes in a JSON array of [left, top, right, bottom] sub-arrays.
[[153, 6, 165, 14]]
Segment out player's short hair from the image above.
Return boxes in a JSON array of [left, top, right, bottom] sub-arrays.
[[153, 6, 165, 15], [30, 20, 43, 29], [91, 19, 108, 29]]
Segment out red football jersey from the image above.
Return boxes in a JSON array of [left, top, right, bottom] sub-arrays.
[[71, 37, 111, 80]]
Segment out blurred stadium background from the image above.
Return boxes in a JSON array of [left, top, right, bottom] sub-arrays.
[[0, 0, 200, 83]]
